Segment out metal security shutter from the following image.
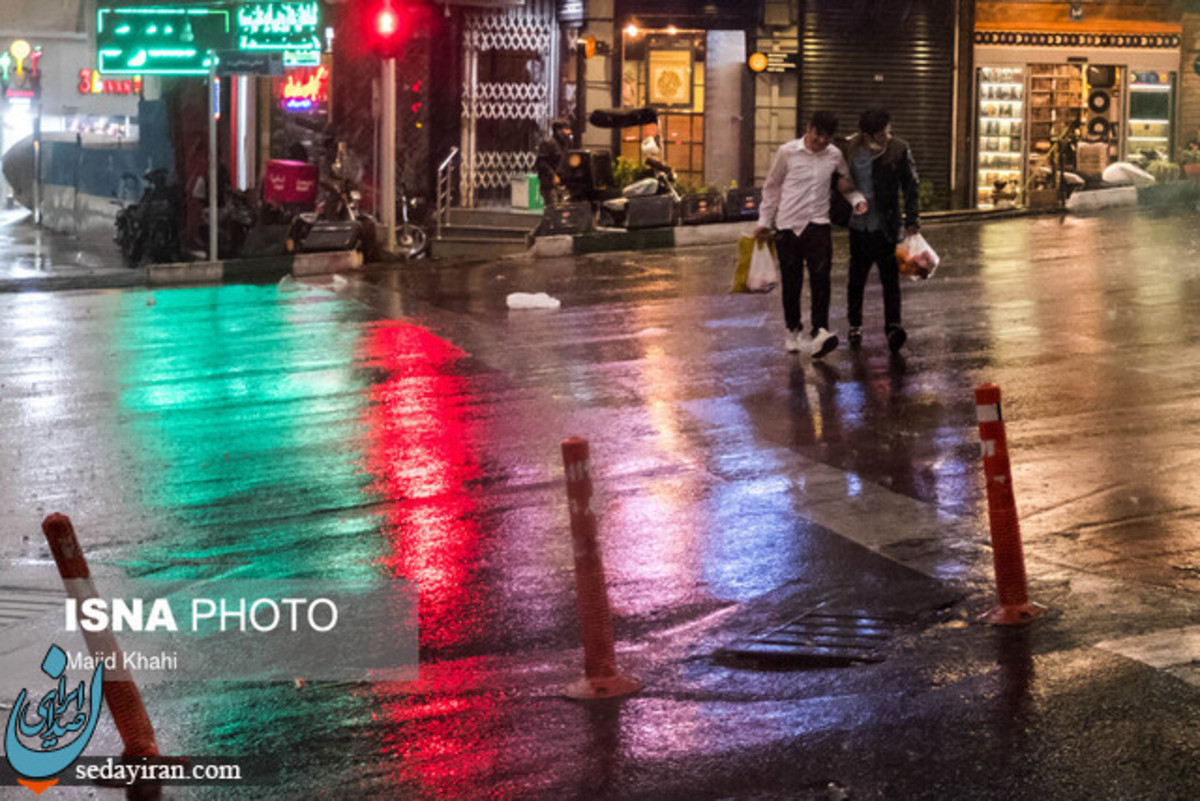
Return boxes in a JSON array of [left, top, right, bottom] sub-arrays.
[[799, 0, 956, 209]]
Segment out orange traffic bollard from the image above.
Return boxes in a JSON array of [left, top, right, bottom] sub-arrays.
[[41, 514, 162, 760], [974, 386, 1046, 625], [560, 438, 640, 699]]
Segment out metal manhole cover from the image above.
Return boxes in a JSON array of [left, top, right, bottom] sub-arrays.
[[718, 607, 904, 667]]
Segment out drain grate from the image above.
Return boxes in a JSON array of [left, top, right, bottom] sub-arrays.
[[718, 607, 904, 666]]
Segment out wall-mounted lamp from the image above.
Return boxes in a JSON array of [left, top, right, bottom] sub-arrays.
[[623, 24, 640, 38], [1069, 4, 1084, 21]]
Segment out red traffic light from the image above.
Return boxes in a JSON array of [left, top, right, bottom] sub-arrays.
[[367, 1, 405, 58], [376, 7, 398, 36], [358, 0, 436, 59]]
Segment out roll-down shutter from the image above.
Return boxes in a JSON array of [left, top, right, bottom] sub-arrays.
[[799, 0, 956, 208]]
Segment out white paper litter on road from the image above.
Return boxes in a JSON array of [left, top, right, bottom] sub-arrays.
[[506, 292, 561, 310]]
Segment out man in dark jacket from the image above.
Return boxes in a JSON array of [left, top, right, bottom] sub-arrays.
[[534, 118, 572, 208], [842, 107, 920, 353]]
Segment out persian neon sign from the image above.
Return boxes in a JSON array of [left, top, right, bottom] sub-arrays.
[[96, 6, 231, 75], [237, 2, 322, 53], [0, 40, 43, 99], [279, 64, 328, 112]]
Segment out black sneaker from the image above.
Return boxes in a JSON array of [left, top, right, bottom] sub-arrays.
[[848, 327, 863, 350], [887, 325, 907, 353]]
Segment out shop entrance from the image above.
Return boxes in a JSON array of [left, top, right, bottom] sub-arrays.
[[617, 28, 745, 193], [459, 0, 557, 207], [975, 54, 1179, 209]]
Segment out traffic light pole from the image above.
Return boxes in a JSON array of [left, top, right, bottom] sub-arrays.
[[208, 56, 219, 264], [381, 57, 396, 254]]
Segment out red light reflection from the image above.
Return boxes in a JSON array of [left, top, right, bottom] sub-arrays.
[[362, 322, 486, 653], [361, 322, 501, 796]]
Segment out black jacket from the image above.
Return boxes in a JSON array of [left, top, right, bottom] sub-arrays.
[[534, 133, 571, 189], [835, 134, 920, 243]]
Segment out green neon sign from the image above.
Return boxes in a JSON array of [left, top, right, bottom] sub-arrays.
[[96, 6, 232, 75], [283, 49, 321, 68], [236, 2, 322, 53]]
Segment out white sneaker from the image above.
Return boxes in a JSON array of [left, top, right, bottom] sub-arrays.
[[784, 329, 803, 352], [810, 328, 839, 359]]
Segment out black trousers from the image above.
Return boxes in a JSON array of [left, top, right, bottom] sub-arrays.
[[848, 228, 902, 331], [776, 224, 832, 335]]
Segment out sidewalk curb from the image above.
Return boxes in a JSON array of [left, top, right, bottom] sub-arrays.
[[530, 208, 1041, 259], [148, 250, 363, 286]]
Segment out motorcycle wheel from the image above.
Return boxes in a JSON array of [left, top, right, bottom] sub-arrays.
[[146, 221, 177, 264], [398, 223, 428, 259]]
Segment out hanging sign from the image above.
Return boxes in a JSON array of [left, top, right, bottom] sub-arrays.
[[235, 2, 322, 53], [215, 49, 283, 76], [748, 50, 796, 73], [78, 69, 143, 95], [277, 64, 329, 112], [1, 40, 43, 99], [96, 5, 233, 75]]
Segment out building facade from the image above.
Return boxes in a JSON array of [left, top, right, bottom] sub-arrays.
[[9, 0, 1200, 229], [574, 0, 1200, 212]]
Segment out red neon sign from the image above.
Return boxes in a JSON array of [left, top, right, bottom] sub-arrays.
[[78, 69, 143, 96], [280, 65, 328, 112]]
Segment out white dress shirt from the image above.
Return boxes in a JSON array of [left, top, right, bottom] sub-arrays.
[[757, 138, 865, 235]]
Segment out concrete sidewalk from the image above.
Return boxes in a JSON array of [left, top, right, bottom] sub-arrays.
[[0, 209, 363, 292], [529, 207, 1036, 259]]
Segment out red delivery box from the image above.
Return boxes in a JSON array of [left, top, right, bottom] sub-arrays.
[[263, 159, 318, 205]]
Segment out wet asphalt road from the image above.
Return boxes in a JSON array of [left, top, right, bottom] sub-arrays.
[[1, 208, 1200, 799]]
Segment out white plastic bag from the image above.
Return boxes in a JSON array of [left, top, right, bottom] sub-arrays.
[[896, 232, 940, 281], [506, 292, 561, 309], [746, 239, 779, 293]]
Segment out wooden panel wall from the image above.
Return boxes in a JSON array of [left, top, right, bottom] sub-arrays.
[[1179, 13, 1200, 155], [976, 2, 1183, 31]]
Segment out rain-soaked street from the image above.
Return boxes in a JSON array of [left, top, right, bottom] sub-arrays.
[[2, 208, 1200, 799]]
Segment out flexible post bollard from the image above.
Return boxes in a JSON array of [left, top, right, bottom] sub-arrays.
[[41, 514, 162, 759], [974, 386, 1046, 625], [561, 438, 640, 699]]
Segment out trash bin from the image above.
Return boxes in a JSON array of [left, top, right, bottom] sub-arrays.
[[511, 173, 543, 211]]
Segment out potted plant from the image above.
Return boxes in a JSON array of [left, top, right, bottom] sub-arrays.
[[1182, 139, 1200, 180], [1147, 159, 1181, 183]]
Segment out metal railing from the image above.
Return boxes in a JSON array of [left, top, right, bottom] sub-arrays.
[[435, 147, 459, 240]]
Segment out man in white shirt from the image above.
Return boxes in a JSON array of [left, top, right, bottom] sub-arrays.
[[755, 111, 866, 358]]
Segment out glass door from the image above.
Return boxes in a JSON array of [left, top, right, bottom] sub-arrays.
[[1126, 70, 1174, 163]]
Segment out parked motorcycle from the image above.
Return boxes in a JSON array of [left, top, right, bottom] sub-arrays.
[[289, 141, 381, 261], [584, 107, 682, 229], [113, 168, 183, 266], [396, 182, 429, 259], [113, 174, 143, 267], [597, 140, 681, 228], [199, 186, 258, 259]]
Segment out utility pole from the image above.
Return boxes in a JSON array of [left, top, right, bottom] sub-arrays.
[[382, 57, 396, 254], [208, 54, 219, 263]]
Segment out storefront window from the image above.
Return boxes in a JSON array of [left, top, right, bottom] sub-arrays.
[[619, 28, 706, 191], [1126, 70, 1174, 164]]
